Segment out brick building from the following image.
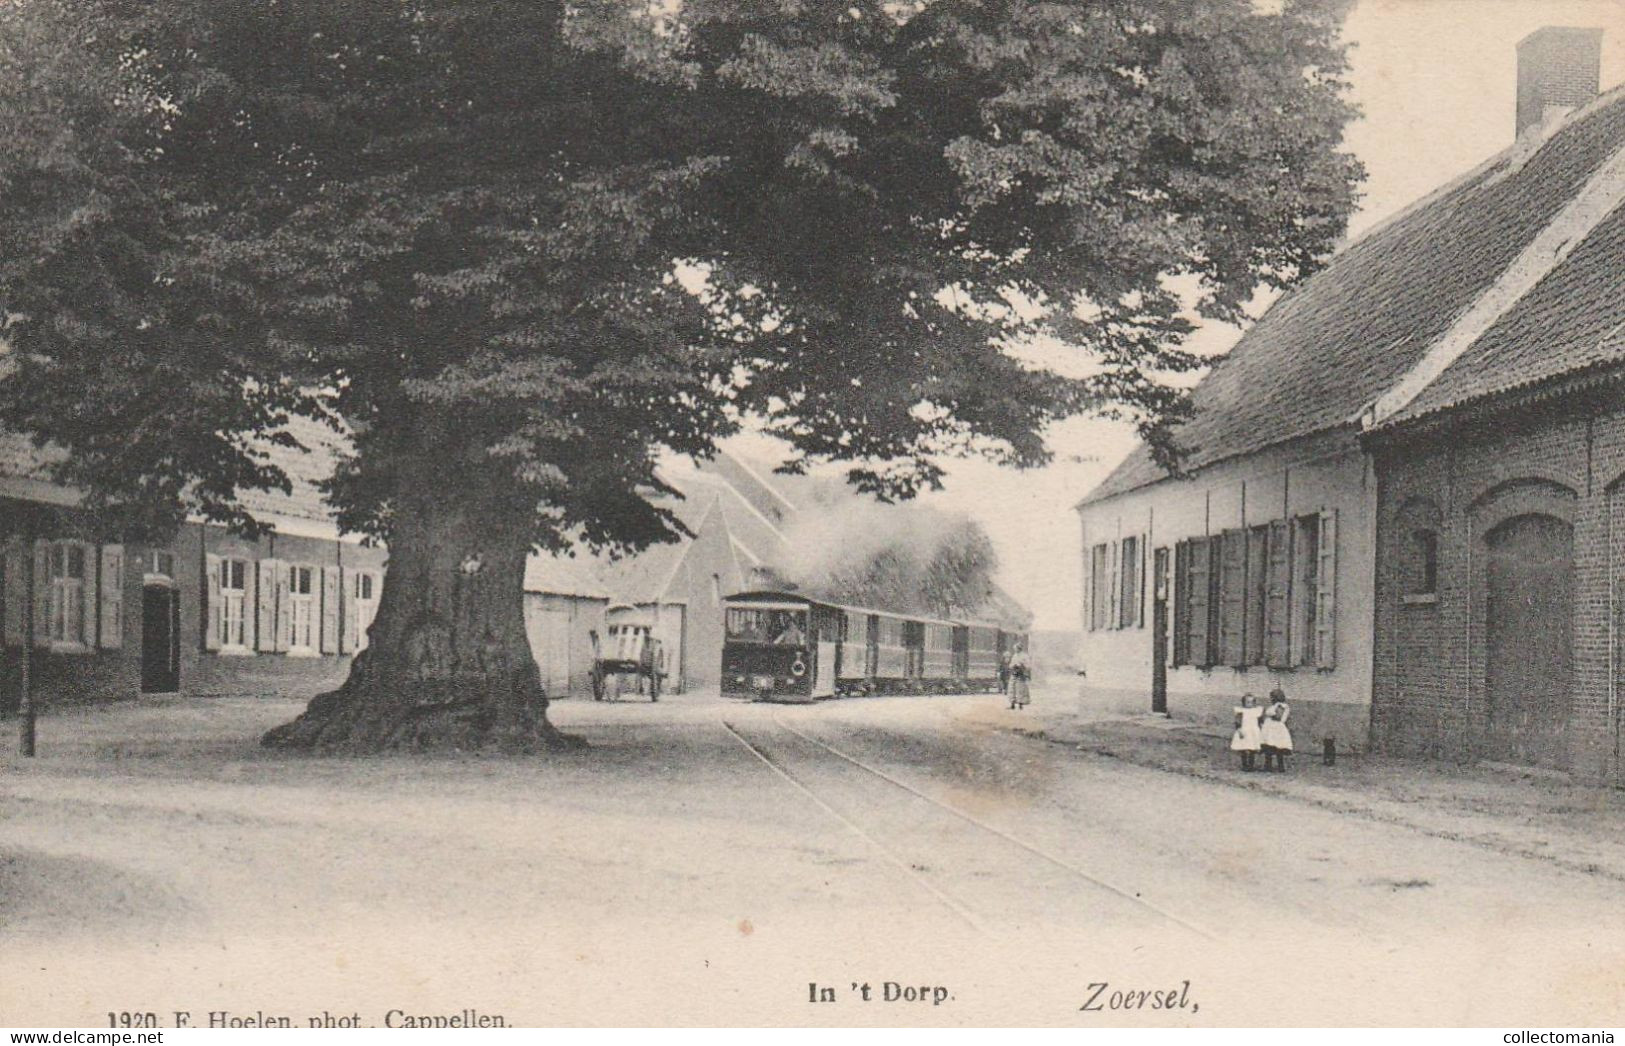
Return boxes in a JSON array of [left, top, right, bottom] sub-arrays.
[[1365, 85, 1625, 779], [1075, 27, 1622, 764], [0, 418, 388, 710]]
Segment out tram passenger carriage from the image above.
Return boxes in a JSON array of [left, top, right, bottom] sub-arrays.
[[721, 591, 1025, 703]]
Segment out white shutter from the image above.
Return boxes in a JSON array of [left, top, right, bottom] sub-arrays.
[[98, 545, 123, 649], [203, 553, 222, 652], [256, 559, 281, 652], [77, 543, 98, 649], [242, 555, 258, 651], [320, 566, 341, 655], [337, 567, 357, 655], [274, 561, 292, 653], [1316, 508, 1338, 668]]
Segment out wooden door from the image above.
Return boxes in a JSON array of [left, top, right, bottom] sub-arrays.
[[1485, 514, 1573, 768], [141, 584, 180, 693]]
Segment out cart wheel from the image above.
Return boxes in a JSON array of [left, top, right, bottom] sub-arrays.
[[591, 666, 605, 702]]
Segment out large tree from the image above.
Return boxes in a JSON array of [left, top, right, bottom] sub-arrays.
[[0, 0, 1361, 751]]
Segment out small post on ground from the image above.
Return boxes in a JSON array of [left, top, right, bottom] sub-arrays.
[[18, 536, 34, 757]]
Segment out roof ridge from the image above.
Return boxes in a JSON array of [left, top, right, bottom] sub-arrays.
[[717, 449, 800, 514], [1369, 132, 1625, 425], [1343, 83, 1625, 255]]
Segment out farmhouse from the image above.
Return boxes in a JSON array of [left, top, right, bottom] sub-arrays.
[[1075, 27, 1623, 768], [1364, 37, 1625, 779], [0, 418, 387, 710]]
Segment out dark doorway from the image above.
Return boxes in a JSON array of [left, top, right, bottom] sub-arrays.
[[141, 584, 180, 694], [1485, 513, 1573, 768], [1151, 546, 1169, 715]]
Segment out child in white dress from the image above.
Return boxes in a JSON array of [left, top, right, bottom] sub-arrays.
[[1230, 693, 1262, 772], [1261, 687, 1293, 772]]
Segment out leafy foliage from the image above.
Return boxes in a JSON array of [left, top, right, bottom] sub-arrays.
[[0, 0, 1363, 549]]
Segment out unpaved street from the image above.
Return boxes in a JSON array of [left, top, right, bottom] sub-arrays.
[[4, 690, 1624, 1026]]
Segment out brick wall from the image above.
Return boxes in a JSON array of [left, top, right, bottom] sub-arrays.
[[0, 510, 386, 710], [1373, 400, 1625, 782], [1516, 27, 1603, 138]]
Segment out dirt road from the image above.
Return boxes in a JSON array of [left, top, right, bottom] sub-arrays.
[[3, 691, 1623, 1026]]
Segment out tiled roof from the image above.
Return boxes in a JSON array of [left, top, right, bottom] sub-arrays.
[[1388, 201, 1625, 422], [522, 488, 724, 603], [235, 417, 349, 524], [521, 453, 791, 604], [1082, 89, 1625, 506], [0, 415, 349, 528]]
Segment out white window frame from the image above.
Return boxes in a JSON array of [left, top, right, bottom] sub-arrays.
[[143, 549, 176, 584], [47, 542, 89, 651], [288, 565, 318, 655], [218, 557, 250, 652]]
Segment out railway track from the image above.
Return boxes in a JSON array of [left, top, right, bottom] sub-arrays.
[[720, 714, 1215, 942]]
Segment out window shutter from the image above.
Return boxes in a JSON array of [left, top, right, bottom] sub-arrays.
[[321, 566, 341, 654], [1137, 533, 1149, 629], [1218, 529, 1247, 667], [1187, 537, 1213, 667], [1315, 509, 1338, 668], [1117, 536, 1140, 630], [98, 545, 123, 650], [203, 553, 223, 652], [242, 555, 258, 651], [32, 540, 50, 648], [338, 568, 356, 655], [1107, 540, 1121, 630], [1083, 546, 1094, 632], [1289, 516, 1319, 666], [3, 544, 25, 646], [274, 560, 292, 653], [1265, 519, 1292, 668], [256, 560, 280, 652], [1172, 541, 1191, 666], [1244, 526, 1268, 667], [254, 560, 274, 652], [78, 543, 98, 649], [1089, 544, 1109, 631]]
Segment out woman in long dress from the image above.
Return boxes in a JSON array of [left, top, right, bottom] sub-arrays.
[[1007, 646, 1031, 709], [1231, 693, 1263, 771], [1260, 687, 1293, 772]]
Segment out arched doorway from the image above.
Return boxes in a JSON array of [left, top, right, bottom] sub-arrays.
[[1484, 513, 1574, 768]]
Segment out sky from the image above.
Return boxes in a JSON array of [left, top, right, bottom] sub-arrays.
[[856, 0, 1625, 632]]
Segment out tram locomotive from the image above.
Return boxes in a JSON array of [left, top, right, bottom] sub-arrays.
[[720, 591, 1026, 703]]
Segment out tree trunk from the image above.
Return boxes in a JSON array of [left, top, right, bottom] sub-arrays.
[[262, 490, 581, 753]]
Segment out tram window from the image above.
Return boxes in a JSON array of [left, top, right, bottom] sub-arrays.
[[726, 608, 806, 644], [771, 613, 805, 645]]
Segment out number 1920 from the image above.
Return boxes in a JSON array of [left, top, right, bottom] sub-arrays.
[[107, 1012, 159, 1028]]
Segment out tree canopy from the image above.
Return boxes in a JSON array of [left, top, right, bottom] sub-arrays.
[[0, 0, 1363, 748], [0, 0, 1363, 551]]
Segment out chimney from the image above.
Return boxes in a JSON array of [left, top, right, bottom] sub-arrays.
[[1516, 26, 1604, 138]]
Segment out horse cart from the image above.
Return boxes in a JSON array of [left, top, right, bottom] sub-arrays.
[[589, 604, 668, 702]]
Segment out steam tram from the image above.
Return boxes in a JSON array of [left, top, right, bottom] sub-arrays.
[[720, 591, 1024, 703]]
